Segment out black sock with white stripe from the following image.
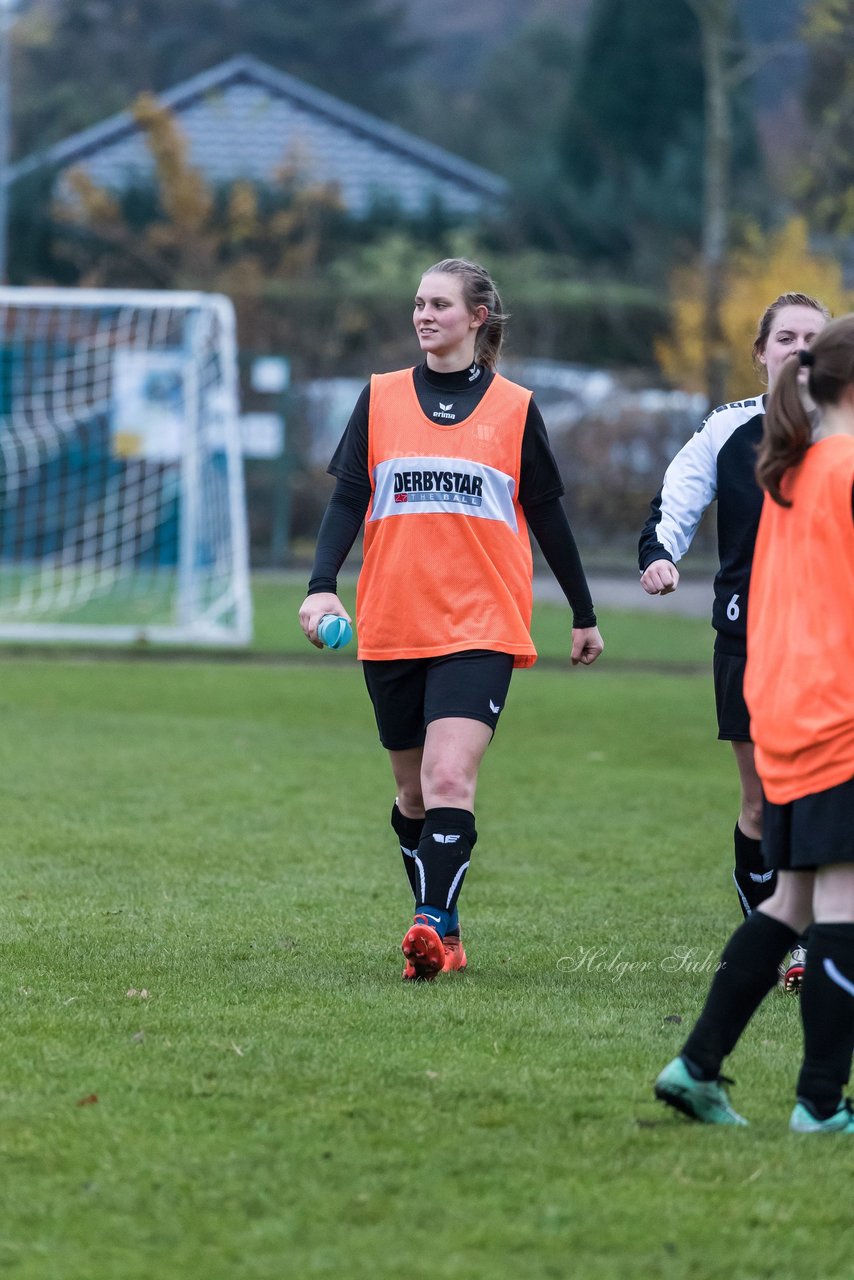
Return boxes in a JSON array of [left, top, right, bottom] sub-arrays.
[[390, 801, 424, 901], [414, 807, 477, 923], [796, 923, 854, 1120], [732, 823, 775, 917], [681, 911, 798, 1081]]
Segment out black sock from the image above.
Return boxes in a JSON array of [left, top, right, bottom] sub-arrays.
[[682, 911, 798, 1080], [390, 801, 424, 901], [796, 922, 854, 1119], [414, 807, 477, 915], [732, 823, 775, 917]]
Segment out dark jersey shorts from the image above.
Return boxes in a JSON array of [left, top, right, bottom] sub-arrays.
[[762, 773, 854, 871], [362, 650, 515, 751], [713, 650, 751, 742]]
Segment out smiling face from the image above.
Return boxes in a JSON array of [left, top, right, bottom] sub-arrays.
[[413, 272, 487, 371], [759, 304, 828, 391]]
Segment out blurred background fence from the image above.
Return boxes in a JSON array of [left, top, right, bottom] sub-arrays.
[[261, 354, 713, 572]]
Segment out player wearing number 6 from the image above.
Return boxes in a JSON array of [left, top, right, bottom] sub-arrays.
[[638, 294, 830, 985]]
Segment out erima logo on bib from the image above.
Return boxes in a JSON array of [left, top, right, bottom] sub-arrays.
[[433, 401, 456, 420]]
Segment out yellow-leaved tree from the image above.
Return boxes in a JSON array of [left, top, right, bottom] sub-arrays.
[[657, 218, 851, 401], [55, 94, 345, 293]]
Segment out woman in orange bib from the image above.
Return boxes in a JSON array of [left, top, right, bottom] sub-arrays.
[[654, 314, 854, 1133], [299, 258, 603, 979]]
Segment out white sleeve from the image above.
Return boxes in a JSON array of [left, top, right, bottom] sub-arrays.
[[654, 426, 718, 563]]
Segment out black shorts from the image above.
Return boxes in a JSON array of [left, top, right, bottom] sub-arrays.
[[713, 650, 751, 742], [762, 774, 854, 871], [362, 650, 515, 751]]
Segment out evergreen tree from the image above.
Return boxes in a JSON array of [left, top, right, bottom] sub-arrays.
[[550, 0, 763, 269]]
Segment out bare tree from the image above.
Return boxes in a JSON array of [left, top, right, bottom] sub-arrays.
[[685, 0, 733, 410], [686, 0, 802, 409]]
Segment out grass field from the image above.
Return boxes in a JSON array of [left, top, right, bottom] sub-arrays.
[[0, 585, 851, 1279], [250, 575, 715, 667]]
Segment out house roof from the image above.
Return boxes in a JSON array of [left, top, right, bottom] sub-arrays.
[[9, 53, 508, 218]]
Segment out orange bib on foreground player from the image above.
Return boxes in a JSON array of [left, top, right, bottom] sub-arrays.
[[745, 435, 854, 804], [356, 368, 537, 667]]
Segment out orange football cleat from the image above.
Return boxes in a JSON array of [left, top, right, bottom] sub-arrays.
[[401, 915, 446, 981], [402, 925, 468, 979], [442, 933, 467, 973]]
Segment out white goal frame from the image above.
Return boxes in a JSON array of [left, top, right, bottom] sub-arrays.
[[0, 287, 252, 645]]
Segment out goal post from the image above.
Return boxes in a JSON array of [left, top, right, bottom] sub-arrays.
[[0, 287, 252, 645]]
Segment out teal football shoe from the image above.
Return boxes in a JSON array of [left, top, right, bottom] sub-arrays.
[[654, 1056, 748, 1126], [790, 1099, 854, 1133]]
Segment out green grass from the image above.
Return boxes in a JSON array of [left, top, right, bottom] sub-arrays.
[[0, 595, 850, 1280], [0, 566, 239, 630], [0, 574, 714, 668]]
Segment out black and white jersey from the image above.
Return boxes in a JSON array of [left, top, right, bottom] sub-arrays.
[[638, 395, 767, 654]]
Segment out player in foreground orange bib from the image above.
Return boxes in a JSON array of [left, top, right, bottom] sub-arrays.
[[299, 258, 603, 978]]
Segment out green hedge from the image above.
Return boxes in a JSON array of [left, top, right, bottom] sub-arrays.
[[235, 278, 669, 378]]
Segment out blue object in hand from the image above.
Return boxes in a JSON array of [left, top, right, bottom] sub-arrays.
[[317, 613, 353, 649]]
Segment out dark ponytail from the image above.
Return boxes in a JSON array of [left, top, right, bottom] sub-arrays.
[[758, 314, 854, 506], [756, 355, 812, 506]]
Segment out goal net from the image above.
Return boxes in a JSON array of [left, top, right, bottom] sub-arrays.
[[0, 288, 252, 645]]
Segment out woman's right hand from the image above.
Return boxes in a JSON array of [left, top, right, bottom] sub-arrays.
[[640, 559, 680, 596], [298, 593, 351, 649]]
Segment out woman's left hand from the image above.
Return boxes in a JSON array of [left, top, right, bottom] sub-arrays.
[[571, 626, 604, 667]]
